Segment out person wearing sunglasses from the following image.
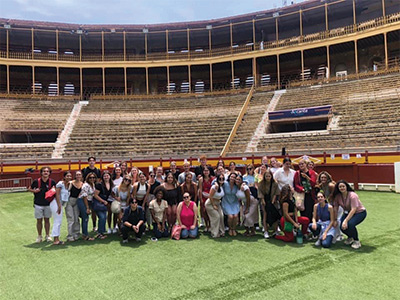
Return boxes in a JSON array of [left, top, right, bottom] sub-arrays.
[[77, 172, 97, 240], [177, 193, 198, 239], [112, 175, 134, 230], [205, 175, 226, 238], [121, 199, 145, 243]]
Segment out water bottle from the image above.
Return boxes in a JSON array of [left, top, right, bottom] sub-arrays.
[[296, 225, 303, 244]]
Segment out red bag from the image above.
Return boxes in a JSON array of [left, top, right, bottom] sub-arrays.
[[171, 224, 182, 240], [38, 178, 56, 202]]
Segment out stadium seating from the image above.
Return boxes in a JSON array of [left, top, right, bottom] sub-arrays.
[[228, 91, 274, 153], [63, 94, 248, 158], [256, 73, 400, 153]]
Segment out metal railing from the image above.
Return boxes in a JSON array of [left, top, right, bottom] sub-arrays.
[[1, 12, 399, 63], [0, 177, 32, 190]]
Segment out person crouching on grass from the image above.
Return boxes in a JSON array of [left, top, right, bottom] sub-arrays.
[[332, 180, 367, 249], [275, 184, 309, 242], [308, 191, 335, 248], [177, 192, 198, 239], [121, 199, 145, 243], [28, 166, 56, 243]]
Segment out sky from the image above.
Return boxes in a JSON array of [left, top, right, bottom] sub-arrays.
[[0, 0, 306, 25]]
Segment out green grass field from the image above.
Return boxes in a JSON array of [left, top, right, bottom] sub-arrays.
[[0, 191, 399, 300]]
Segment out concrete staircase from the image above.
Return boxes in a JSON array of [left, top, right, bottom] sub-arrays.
[[52, 102, 86, 159], [246, 89, 286, 152]]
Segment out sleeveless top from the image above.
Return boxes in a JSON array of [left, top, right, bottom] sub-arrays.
[[283, 198, 295, 215], [164, 186, 180, 206], [201, 177, 213, 201], [236, 185, 249, 202], [70, 184, 81, 198], [180, 201, 196, 228], [317, 203, 330, 222], [211, 185, 224, 200], [136, 183, 148, 200]]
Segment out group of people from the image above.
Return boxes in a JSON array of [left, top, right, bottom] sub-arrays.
[[29, 155, 367, 249]]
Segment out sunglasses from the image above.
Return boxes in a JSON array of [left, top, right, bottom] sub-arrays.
[[150, 174, 155, 177], [247, 168, 253, 170], [131, 201, 138, 204], [89, 177, 96, 179], [218, 178, 225, 181], [183, 196, 190, 199], [124, 178, 131, 182]]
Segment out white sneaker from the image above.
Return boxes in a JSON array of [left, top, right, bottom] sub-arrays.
[[135, 238, 141, 242], [225, 226, 229, 231], [264, 231, 270, 239], [122, 239, 128, 243], [351, 240, 361, 249], [344, 237, 354, 245], [314, 239, 321, 247], [276, 227, 282, 234], [107, 228, 112, 234], [93, 227, 98, 232], [112, 228, 118, 234], [35, 236, 42, 243], [45, 235, 53, 242], [256, 226, 260, 231], [336, 234, 344, 241]]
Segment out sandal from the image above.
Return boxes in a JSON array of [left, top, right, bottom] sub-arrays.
[[95, 234, 107, 240], [82, 236, 94, 241], [52, 241, 65, 245]]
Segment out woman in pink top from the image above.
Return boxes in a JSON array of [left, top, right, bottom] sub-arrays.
[[177, 192, 198, 238], [332, 180, 367, 249]]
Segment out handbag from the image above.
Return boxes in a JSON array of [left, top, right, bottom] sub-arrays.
[[38, 178, 56, 202], [171, 224, 182, 240], [111, 200, 121, 214], [293, 191, 305, 211], [92, 198, 108, 212], [283, 221, 294, 232]]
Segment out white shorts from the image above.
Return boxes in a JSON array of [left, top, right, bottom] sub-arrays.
[[34, 205, 52, 219]]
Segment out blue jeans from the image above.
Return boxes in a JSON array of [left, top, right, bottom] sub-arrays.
[[340, 210, 367, 241], [96, 210, 107, 234], [181, 226, 198, 238], [153, 223, 169, 238], [308, 223, 334, 248], [77, 198, 89, 236]]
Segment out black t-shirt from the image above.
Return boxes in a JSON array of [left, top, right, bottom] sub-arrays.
[[122, 206, 144, 226], [149, 181, 161, 195], [82, 167, 101, 182], [95, 183, 112, 201], [194, 165, 215, 178], [31, 178, 56, 206]]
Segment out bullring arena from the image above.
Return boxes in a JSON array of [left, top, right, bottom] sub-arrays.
[[0, 1, 399, 299]]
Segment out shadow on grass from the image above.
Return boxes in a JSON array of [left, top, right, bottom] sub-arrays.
[[171, 228, 400, 300]]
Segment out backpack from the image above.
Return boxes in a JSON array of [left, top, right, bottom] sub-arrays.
[[38, 178, 56, 203]]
